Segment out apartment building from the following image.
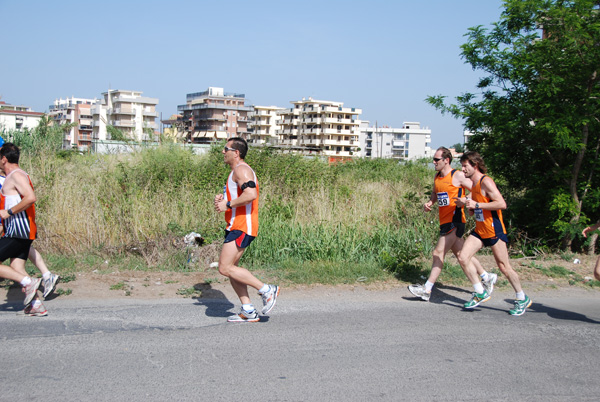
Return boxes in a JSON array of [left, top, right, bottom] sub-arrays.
[[0, 101, 44, 132], [277, 97, 362, 160], [92, 89, 159, 142], [177, 87, 253, 144], [247, 105, 286, 145], [361, 122, 432, 160], [48, 97, 98, 149]]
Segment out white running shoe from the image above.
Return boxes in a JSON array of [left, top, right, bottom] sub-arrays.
[[261, 285, 280, 315], [483, 273, 498, 295], [43, 273, 60, 298], [17, 300, 48, 317], [408, 284, 431, 301], [227, 308, 259, 323], [22, 278, 41, 306]]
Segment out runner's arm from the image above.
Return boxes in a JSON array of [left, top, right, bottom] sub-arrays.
[[475, 177, 506, 210], [215, 166, 257, 212]]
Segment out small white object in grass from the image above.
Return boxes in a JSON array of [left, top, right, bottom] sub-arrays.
[[573, 259, 581, 264], [209, 262, 219, 269]]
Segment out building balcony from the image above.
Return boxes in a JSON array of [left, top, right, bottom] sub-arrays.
[[112, 120, 135, 127], [276, 129, 298, 136], [143, 110, 158, 117], [323, 139, 357, 146], [323, 128, 353, 135], [279, 139, 299, 146], [178, 103, 253, 112], [301, 117, 323, 124], [300, 139, 322, 146], [112, 108, 135, 115], [323, 117, 357, 125], [320, 105, 362, 114], [251, 129, 273, 135], [253, 110, 275, 116]]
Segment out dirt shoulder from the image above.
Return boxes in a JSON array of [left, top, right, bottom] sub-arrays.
[[2, 253, 599, 303]]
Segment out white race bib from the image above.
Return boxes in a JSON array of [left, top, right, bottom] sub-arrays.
[[437, 192, 450, 207], [474, 208, 484, 222]]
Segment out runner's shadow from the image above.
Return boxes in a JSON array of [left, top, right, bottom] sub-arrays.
[[502, 299, 600, 324], [193, 283, 235, 317], [1, 284, 27, 310], [403, 284, 471, 307]]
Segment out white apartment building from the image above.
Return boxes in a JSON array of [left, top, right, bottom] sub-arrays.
[[92, 89, 158, 142], [48, 97, 98, 149], [277, 97, 362, 160], [463, 130, 474, 146], [361, 121, 432, 160], [247, 105, 286, 145], [0, 101, 44, 132]]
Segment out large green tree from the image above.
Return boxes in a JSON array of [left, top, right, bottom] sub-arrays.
[[428, 0, 600, 250]]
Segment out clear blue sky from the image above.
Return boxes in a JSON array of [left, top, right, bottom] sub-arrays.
[[0, 0, 504, 148]]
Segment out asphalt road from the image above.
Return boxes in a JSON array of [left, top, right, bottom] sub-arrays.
[[1, 286, 599, 401]]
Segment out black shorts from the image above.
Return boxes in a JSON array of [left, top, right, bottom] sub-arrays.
[[470, 231, 508, 247], [224, 230, 255, 249], [0, 237, 33, 262], [439, 222, 465, 238]]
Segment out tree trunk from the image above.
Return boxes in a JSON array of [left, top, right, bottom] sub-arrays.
[[561, 124, 590, 250]]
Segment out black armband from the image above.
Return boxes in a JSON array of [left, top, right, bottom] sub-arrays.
[[241, 181, 256, 191]]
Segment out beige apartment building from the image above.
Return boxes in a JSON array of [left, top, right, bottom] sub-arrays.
[[277, 97, 362, 160], [92, 89, 158, 142], [177, 87, 253, 144], [247, 105, 286, 145], [48, 97, 98, 149]]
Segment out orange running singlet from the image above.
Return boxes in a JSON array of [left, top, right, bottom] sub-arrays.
[[434, 169, 466, 226], [471, 175, 506, 239]]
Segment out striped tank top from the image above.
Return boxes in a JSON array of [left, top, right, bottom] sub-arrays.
[[0, 169, 37, 240], [223, 164, 259, 237]]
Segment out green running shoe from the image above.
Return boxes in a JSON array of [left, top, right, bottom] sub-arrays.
[[464, 290, 490, 309], [509, 295, 532, 316]]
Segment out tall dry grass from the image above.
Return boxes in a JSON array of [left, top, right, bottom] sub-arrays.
[[20, 144, 437, 282]]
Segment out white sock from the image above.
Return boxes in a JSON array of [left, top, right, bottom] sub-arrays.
[[515, 291, 525, 300], [20, 277, 32, 287], [480, 271, 489, 281], [474, 282, 485, 294], [42, 272, 51, 280], [424, 281, 434, 292], [32, 298, 42, 308], [242, 304, 254, 312], [258, 284, 270, 294]]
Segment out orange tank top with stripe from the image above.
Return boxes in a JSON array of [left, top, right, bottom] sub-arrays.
[[471, 175, 506, 239], [0, 169, 37, 240], [224, 164, 259, 237], [434, 169, 466, 225]]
